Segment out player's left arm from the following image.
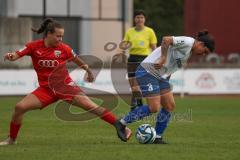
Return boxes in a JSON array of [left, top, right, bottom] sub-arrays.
[[72, 56, 95, 82], [66, 46, 94, 82]]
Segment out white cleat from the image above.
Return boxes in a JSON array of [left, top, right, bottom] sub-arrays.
[[0, 137, 17, 146]]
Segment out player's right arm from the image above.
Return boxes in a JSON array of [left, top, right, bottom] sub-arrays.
[[4, 43, 32, 62], [3, 52, 20, 61]]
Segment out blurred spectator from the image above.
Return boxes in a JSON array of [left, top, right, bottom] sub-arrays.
[[206, 53, 222, 64], [227, 53, 240, 64]]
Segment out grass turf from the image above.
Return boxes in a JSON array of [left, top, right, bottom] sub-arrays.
[[0, 96, 240, 160]]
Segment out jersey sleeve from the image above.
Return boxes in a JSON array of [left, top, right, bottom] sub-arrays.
[[65, 46, 77, 61], [149, 29, 157, 44], [172, 36, 195, 49], [16, 42, 33, 57]]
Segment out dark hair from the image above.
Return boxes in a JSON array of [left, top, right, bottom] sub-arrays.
[[197, 29, 215, 52], [32, 18, 63, 36], [134, 10, 146, 18]]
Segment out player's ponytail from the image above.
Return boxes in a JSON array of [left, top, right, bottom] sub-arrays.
[[31, 18, 63, 37], [197, 29, 215, 52], [197, 29, 209, 38]]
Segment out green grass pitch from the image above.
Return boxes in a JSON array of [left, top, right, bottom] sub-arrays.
[[0, 96, 240, 160]]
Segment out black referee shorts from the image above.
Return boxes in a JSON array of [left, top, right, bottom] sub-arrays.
[[127, 55, 147, 78]]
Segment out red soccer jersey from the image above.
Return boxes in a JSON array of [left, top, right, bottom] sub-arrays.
[[16, 39, 76, 87]]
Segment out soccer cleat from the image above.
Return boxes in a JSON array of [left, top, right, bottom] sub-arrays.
[[136, 98, 143, 106], [153, 137, 167, 144], [130, 105, 137, 111], [130, 99, 143, 111], [0, 137, 17, 146], [125, 127, 132, 140], [114, 120, 128, 142], [130, 100, 138, 111]]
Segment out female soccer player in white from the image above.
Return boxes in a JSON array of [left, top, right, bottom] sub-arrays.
[[118, 30, 215, 144]]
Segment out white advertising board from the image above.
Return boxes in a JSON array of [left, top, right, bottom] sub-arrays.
[[184, 69, 240, 94], [0, 69, 240, 95]]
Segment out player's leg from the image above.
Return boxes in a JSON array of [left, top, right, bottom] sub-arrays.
[[66, 93, 132, 142], [11, 94, 42, 124], [0, 87, 57, 146], [120, 65, 161, 125], [154, 86, 175, 144], [120, 95, 160, 125], [53, 81, 132, 142], [72, 94, 114, 121], [128, 77, 143, 109], [0, 94, 42, 145], [127, 56, 143, 110]]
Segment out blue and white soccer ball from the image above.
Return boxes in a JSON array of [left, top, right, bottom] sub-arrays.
[[135, 124, 156, 144]]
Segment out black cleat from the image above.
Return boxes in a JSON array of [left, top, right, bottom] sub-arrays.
[[130, 105, 137, 111], [136, 98, 143, 106], [114, 120, 127, 142], [130, 100, 138, 111], [130, 98, 143, 111], [153, 137, 167, 144]]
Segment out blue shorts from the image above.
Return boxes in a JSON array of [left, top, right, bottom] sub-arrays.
[[135, 65, 171, 97]]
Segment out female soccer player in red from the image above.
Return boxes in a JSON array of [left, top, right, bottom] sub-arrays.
[[0, 18, 131, 145]]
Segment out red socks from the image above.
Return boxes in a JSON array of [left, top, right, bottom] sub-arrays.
[[100, 110, 117, 125], [9, 121, 22, 140], [8, 111, 116, 139]]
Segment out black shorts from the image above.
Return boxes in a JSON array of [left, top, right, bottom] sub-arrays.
[[127, 55, 147, 78]]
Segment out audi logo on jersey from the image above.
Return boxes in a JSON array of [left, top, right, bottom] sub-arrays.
[[38, 60, 60, 68]]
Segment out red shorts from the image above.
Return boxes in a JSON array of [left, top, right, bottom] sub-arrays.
[[32, 85, 83, 109]]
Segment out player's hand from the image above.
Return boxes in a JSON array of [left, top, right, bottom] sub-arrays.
[[3, 53, 14, 61], [154, 56, 166, 69], [84, 70, 95, 83]]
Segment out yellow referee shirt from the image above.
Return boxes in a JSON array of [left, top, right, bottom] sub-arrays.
[[123, 26, 157, 56]]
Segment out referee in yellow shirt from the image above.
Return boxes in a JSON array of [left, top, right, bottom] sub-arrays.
[[123, 10, 157, 110]]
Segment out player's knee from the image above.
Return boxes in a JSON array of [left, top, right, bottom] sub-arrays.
[[149, 104, 160, 113], [164, 102, 176, 112], [73, 95, 92, 107], [15, 103, 27, 113]]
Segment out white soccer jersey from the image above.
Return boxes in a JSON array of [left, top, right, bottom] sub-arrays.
[[141, 36, 195, 78]]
